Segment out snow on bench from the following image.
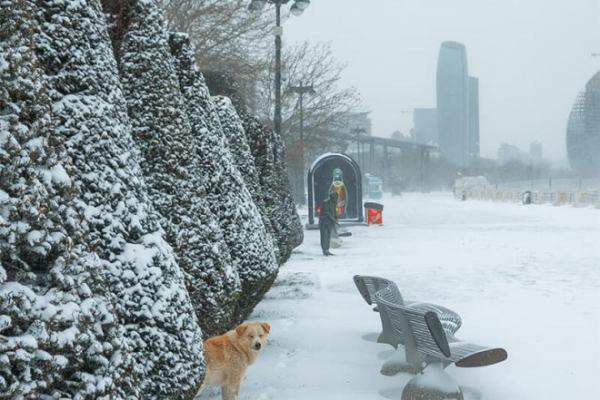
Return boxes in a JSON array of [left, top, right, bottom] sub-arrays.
[[353, 275, 462, 349], [354, 276, 507, 399], [373, 284, 507, 369]]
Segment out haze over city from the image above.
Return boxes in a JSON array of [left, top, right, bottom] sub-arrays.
[[285, 0, 600, 162]]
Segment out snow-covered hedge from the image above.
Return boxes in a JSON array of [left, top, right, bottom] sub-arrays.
[[116, 0, 240, 338], [244, 114, 304, 263], [203, 72, 304, 264], [2, 0, 204, 398], [1, 2, 119, 397], [211, 95, 279, 258], [165, 34, 278, 321], [1, 0, 302, 396]]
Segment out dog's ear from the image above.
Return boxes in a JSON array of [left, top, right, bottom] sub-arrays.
[[235, 324, 248, 337], [260, 322, 271, 334]]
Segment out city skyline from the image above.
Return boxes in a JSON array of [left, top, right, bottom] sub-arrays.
[[284, 0, 600, 162]]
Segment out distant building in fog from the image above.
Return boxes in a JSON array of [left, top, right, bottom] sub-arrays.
[[413, 108, 438, 146], [529, 141, 543, 163], [468, 77, 480, 161], [437, 41, 469, 166], [436, 41, 480, 167], [566, 71, 600, 177], [497, 144, 521, 165], [338, 111, 372, 136]]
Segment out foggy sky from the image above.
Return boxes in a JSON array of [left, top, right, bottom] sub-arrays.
[[284, 0, 600, 162]]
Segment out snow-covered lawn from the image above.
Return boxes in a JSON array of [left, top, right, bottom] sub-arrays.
[[198, 192, 600, 400]]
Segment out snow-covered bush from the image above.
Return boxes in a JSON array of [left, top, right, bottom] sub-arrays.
[[244, 114, 304, 263], [113, 0, 240, 337], [3, 0, 205, 398], [211, 95, 279, 258], [166, 34, 278, 321], [212, 96, 263, 201], [203, 72, 304, 264], [1, 2, 120, 397]]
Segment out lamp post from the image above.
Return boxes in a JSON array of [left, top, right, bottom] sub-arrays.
[[249, 0, 311, 159], [289, 82, 315, 204]]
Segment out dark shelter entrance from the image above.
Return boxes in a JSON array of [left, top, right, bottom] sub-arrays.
[[307, 153, 364, 226]]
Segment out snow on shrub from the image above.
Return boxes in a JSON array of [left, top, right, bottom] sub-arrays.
[[211, 95, 279, 259], [114, 0, 240, 338], [243, 114, 304, 263], [165, 34, 278, 321], [1, 2, 121, 397], [15, 0, 203, 398], [203, 72, 304, 264]]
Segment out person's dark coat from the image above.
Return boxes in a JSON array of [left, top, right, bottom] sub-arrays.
[[319, 193, 338, 255]]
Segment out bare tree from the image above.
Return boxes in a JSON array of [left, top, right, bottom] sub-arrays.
[[160, 0, 273, 101], [160, 2, 363, 158], [255, 41, 363, 160]]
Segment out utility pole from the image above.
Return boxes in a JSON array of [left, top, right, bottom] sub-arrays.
[[248, 0, 310, 160], [274, 2, 282, 157], [289, 82, 315, 204]]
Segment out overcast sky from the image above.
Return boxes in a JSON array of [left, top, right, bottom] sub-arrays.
[[284, 0, 600, 162]]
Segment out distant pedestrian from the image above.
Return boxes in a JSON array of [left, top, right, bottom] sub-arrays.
[[522, 190, 532, 205], [319, 191, 338, 256]]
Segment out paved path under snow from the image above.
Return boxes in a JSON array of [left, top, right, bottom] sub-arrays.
[[198, 193, 600, 400]]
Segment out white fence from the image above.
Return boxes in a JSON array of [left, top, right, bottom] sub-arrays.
[[494, 178, 600, 192], [461, 189, 600, 208]]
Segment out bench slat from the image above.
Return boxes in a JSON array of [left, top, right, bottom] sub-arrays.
[[354, 275, 399, 305], [373, 285, 507, 369], [354, 275, 463, 334], [404, 302, 462, 334]]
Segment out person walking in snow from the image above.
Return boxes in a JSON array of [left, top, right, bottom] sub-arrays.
[[319, 191, 338, 256]]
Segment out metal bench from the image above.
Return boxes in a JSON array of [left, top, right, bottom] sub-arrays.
[[373, 284, 507, 371], [353, 275, 462, 349]]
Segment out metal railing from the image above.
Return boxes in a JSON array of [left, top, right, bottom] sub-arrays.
[[460, 188, 600, 207]]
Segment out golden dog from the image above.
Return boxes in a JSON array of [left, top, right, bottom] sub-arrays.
[[196, 321, 271, 400]]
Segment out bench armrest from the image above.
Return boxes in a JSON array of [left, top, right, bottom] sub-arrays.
[[424, 312, 451, 357]]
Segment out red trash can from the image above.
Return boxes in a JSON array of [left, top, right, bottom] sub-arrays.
[[364, 202, 383, 225]]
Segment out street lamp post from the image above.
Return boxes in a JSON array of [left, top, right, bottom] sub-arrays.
[[289, 82, 315, 204], [249, 0, 311, 160]]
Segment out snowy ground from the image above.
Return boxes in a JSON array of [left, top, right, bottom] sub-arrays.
[[197, 192, 600, 400]]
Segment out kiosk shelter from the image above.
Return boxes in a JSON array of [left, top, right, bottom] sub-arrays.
[[307, 153, 364, 227]]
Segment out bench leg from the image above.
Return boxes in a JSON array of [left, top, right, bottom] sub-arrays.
[[381, 359, 420, 376], [401, 363, 464, 400], [377, 331, 400, 349], [380, 348, 420, 376]]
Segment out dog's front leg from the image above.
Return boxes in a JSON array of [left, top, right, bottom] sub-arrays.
[[221, 381, 241, 400], [195, 381, 206, 398]]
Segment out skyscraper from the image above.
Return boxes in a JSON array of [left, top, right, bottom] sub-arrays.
[[437, 41, 469, 167], [566, 72, 600, 177], [436, 41, 480, 167], [413, 108, 438, 146], [468, 76, 480, 161]]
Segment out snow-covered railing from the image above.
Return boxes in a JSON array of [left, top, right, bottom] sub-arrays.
[[462, 189, 600, 207]]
